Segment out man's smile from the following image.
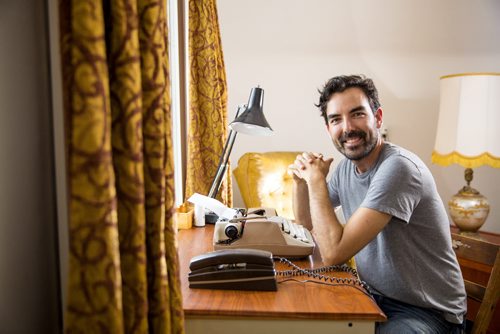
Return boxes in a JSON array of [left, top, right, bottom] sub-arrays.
[[343, 137, 364, 147], [340, 130, 366, 149]]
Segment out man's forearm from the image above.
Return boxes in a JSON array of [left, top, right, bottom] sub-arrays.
[[292, 180, 313, 230], [307, 177, 346, 265]]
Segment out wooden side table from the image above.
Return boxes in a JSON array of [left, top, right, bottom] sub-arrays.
[[451, 226, 500, 334]]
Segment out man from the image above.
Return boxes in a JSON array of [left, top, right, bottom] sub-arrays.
[[289, 75, 466, 333]]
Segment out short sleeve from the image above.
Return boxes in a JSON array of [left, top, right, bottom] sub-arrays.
[[361, 156, 423, 223], [327, 169, 341, 208]]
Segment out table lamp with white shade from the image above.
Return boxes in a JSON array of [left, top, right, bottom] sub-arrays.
[[432, 73, 500, 234]]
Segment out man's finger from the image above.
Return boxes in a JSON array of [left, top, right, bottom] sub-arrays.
[[312, 152, 324, 159]]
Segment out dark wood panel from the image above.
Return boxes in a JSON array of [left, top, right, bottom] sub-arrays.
[[451, 226, 500, 334]]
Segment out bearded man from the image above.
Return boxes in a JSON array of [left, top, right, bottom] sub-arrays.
[[289, 75, 466, 334]]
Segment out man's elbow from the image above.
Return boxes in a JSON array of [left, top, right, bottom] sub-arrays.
[[321, 250, 352, 266]]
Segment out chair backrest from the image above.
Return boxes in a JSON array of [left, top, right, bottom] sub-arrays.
[[233, 152, 301, 220], [452, 233, 500, 334]]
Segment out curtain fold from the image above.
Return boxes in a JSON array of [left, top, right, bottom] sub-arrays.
[[185, 0, 231, 206], [59, 1, 184, 333]]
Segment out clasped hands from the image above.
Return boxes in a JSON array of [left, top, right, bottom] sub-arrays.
[[288, 152, 333, 184]]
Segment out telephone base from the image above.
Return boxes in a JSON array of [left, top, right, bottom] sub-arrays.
[[188, 249, 278, 291], [189, 277, 278, 291]]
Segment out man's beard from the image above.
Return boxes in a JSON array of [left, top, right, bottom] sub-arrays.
[[334, 129, 379, 161]]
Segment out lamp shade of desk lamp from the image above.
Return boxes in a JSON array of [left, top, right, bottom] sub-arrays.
[[230, 87, 273, 136], [432, 73, 500, 234], [208, 87, 273, 199]]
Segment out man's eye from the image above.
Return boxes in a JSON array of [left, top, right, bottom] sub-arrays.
[[330, 118, 340, 124], [353, 112, 365, 118]]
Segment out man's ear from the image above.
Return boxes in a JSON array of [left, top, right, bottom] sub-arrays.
[[375, 108, 383, 128]]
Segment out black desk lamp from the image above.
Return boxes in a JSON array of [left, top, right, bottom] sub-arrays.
[[208, 86, 273, 199]]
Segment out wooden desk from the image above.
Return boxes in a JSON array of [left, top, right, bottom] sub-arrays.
[[178, 225, 385, 334]]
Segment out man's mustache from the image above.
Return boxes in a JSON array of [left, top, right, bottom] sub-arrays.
[[340, 130, 366, 144]]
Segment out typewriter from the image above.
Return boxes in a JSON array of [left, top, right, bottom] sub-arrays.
[[213, 208, 315, 258]]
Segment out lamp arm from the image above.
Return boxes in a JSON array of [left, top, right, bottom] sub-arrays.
[[208, 105, 246, 198], [208, 130, 237, 198]]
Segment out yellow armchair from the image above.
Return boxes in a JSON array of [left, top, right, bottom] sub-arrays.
[[233, 152, 300, 220]]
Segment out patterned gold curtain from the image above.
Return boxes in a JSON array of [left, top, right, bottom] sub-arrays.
[[59, 1, 184, 333], [185, 0, 232, 206]]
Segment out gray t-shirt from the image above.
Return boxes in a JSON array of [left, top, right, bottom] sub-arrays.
[[327, 143, 466, 324]]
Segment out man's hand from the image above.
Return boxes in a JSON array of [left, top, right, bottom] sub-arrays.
[[287, 163, 304, 183], [291, 152, 333, 184], [287, 152, 320, 182], [289, 152, 326, 230]]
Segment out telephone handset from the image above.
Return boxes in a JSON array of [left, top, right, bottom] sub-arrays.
[[188, 248, 278, 291]]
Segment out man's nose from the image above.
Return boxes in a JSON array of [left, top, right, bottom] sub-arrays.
[[342, 118, 354, 133]]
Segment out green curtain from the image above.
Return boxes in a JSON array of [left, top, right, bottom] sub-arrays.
[[185, 0, 232, 206], [59, 1, 184, 333]]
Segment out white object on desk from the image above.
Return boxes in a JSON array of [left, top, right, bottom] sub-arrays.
[[193, 204, 205, 227], [187, 193, 237, 219]]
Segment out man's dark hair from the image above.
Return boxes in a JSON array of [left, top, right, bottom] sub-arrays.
[[316, 75, 381, 124]]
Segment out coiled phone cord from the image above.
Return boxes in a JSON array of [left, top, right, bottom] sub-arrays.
[[274, 256, 373, 297]]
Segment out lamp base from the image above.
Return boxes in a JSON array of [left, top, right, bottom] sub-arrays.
[[204, 211, 219, 224], [448, 185, 490, 234]]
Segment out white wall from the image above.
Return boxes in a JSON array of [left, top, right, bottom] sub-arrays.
[[217, 0, 500, 233], [0, 0, 61, 332]]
